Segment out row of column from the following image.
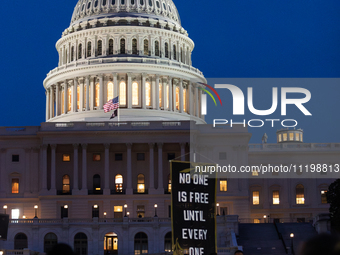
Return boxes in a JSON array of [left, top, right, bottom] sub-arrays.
[[46, 73, 202, 120], [41, 142, 187, 195]]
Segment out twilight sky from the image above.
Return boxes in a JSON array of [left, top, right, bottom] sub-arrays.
[[0, 0, 339, 142]]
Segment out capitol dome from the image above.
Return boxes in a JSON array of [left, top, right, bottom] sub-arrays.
[[43, 0, 206, 123]]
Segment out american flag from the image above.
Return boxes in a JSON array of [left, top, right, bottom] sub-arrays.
[[104, 96, 119, 113]]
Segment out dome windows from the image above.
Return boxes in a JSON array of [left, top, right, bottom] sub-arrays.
[[103, 0, 107, 6], [78, 44, 82, 59], [155, 41, 159, 57], [87, 42, 92, 57], [87, 2, 92, 10], [144, 40, 149, 56], [121, 0, 125, 5], [173, 45, 176, 60], [140, 0, 144, 5], [81, 3, 86, 11], [165, 42, 169, 58], [132, 39, 138, 55], [149, 0, 153, 6], [120, 39, 126, 54], [109, 39, 114, 55], [98, 40, 103, 56], [163, 3, 166, 11], [119, 81, 127, 106], [131, 0, 135, 5], [156, 0, 160, 8], [71, 46, 75, 62], [94, 0, 99, 8], [112, 0, 116, 5]]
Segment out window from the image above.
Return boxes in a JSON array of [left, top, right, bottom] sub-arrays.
[[283, 133, 287, 141], [87, 42, 92, 57], [300, 133, 303, 142], [61, 206, 68, 219], [93, 174, 101, 192], [77, 85, 80, 110], [62, 175, 70, 194], [71, 46, 74, 61], [253, 191, 260, 205], [132, 39, 138, 55], [63, 154, 71, 162], [321, 190, 328, 204], [173, 45, 176, 60], [94, 0, 99, 7], [296, 133, 300, 141], [140, 0, 144, 5], [115, 153, 123, 161], [112, 0, 116, 4], [137, 205, 145, 218], [84, 84, 87, 106], [120, 39, 126, 54], [148, 0, 152, 6], [88, 2, 92, 9], [74, 233, 88, 255], [132, 82, 139, 106], [219, 152, 227, 160], [44, 233, 58, 253], [78, 44, 82, 59], [131, 0, 135, 4], [92, 205, 99, 218], [289, 133, 294, 141], [107, 82, 114, 102], [175, 86, 179, 110], [164, 232, 172, 253], [137, 153, 145, 161], [165, 42, 169, 58], [115, 175, 123, 193], [220, 180, 227, 192], [98, 40, 103, 56], [109, 39, 114, 55], [103, 0, 107, 5], [273, 190, 280, 205], [137, 174, 145, 193], [14, 233, 28, 250], [296, 184, 305, 204], [12, 178, 19, 194], [181, 47, 184, 63], [145, 82, 151, 106], [278, 134, 282, 142], [95, 83, 100, 107], [144, 40, 149, 55], [119, 81, 126, 106], [159, 82, 163, 108], [93, 154, 101, 161], [155, 41, 159, 56], [12, 155, 19, 162], [254, 219, 260, 224], [156, 0, 160, 8], [12, 209, 20, 219], [168, 174, 171, 193], [121, 0, 125, 4], [114, 206, 123, 218], [134, 232, 148, 255], [68, 87, 72, 112]]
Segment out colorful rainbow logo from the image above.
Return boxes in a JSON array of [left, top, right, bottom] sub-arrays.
[[197, 82, 223, 106]]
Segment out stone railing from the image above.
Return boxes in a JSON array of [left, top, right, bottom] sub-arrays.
[[249, 143, 340, 151]]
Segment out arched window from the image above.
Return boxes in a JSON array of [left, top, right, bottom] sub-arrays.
[[93, 174, 101, 193], [175, 86, 179, 110], [145, 81, 151, 107], [74, 233, 88, 255], [62, 175, 70, 194], [103, 0, 107, 5], [134, 232, 148, 255], [144, 39, 149, 56], [164, 232, 172, 252], [77, 85, 80, 110], [165, 42, 169, 58], [273, 190, 280, 205], [253, 191, 260, 205], [296, 184, 305, 204], [148, 0, 153, 6], [137, 174, 145, 193], [155, 41, 160, 57], [65, 49, 68, 64], [132, 39, 138, 55], [78, 44, 82, 59], [87, 2, 92, 9], [132, 82, 139, 106], [131, 0, 135, 4], [12, 178, 19, 194], [71, 46, 74, 61], [119, 81, 127, 106], [121, 0, 125, 4], [94, 0, 99, 8], [98, 40, 102, 56], [159, 82, 163, 108], [140, 0, 144, 5], [44, 233, 58, 253], [87, 42, 92, 57], [181, 47, 184, 63], [95, 83, 100, 107], [107, 82, 114, 102], [109, 39, 114, 55], [14, 233, 28, 250], [168, 174, 171, 193], [112, 0, 116, 5], [115, 174, 123, 193], [68, 87, 72, 112], [173, 45, 176, 60], [183, 87, 187, 112], [120, 39, 126, 54]]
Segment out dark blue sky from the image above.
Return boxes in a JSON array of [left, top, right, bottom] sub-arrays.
[[0, 0, 339, 142]]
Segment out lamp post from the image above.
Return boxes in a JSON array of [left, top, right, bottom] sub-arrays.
[[3, 205, 7, 214], [34, 205, 38, 218], [216, 203, 220, 216], [154, 204, 158, 217], [124, 204, 127, 217], [290, 233, 294, 254], [263, 215, 267, 223]]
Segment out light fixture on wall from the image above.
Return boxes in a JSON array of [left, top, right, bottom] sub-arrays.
[[154, 204, 158, 217], [34, 205, 38, 218]]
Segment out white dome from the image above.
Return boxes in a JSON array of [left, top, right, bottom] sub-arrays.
[[70, 0, 181, 27]]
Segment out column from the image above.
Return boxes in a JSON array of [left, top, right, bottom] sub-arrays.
[[152, 77, 156, 108], [149, 143, 155, 191], [179, 79, 184, 113], [79, 79, 84, 111], [104, 143, 110, 195], [46, 89, 50, 120], [155, 75, 160, 110], [41, 144, 48, 193], [195, 84, 199, 117], [173, 80, 177, 111], [157, 143, 164, 191], [49, 86, 54, 118], [86, 76, 90, 111], [81, 144, 88, 193], [189, 82, 193, 115], [50, 144, 57, 192], [99, 74, 104, 109], [73, 78, 77, 112], [126, 143, 133, 194], [64, 80, 68, 114], [163, 78, 167, 110], [169, 77, 173, 111], [113, 73, 118, 98], [180, 143, 186, 161], [56, 84, 60, 116], [142, 73, 146, 109], [127, 73, 132, 109], [73, 144, 79, 192]]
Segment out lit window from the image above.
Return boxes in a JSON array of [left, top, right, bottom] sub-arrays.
[[273, 190, 280, 205], [12, 209, 19, 219], [12, 155, 19, 162], [68, 87, 72, 112], [93, 154, 101, 161], [321, 190, 328, 204], [107, 82, 114, 102], [296, 133, 300, 141], [159, 83, 163, 108], [77, 85, 80, 110], [95, 83, 100, 107], [120, 81, 126, 106], [98, 40, 103, 56], [144, 40, 149, 56], [254, 219, 260, 224], [137, 205, 145, 218], [278, 134, 282, 142], [62, 175, 70, 194], [183, 88, 187, 112], [145, 82, 151, 106], [132, 39, 138, 55], [115, 175, 123, 193], [89, 84, 92, 107], [283, 133, 287, 141], [114, 206, 123, 212], [175, 87, 179, 110], [168, 175, 171, 193], [137, 174, 145, 193], [93, 174, 101, 192], [63, 154, 71, 162], [12, 179, 19, 194], [300, 133, 303, 142], [132, 82, 139, 106], [289, 133, 294, 141], [296, 184, 305, 204], [253, 191, 260, 205], [220, 180, 227, 192], [61, 90, 65, 114]]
